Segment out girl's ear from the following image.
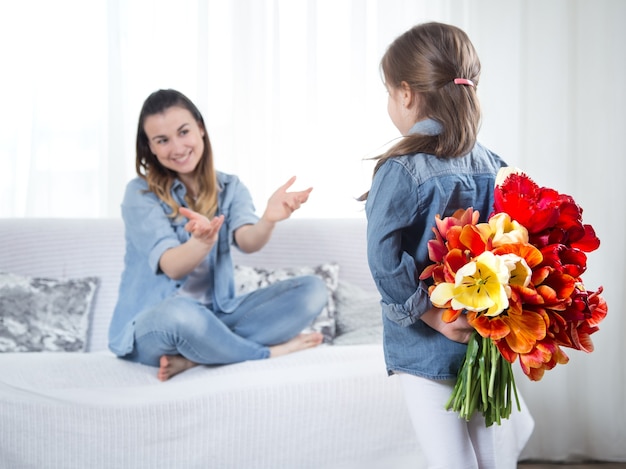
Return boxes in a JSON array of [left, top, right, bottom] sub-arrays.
[[399, 81, 413, 107], [399, 80, 421, 116]]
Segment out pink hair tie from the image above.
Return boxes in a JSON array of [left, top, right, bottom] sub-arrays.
[[454, 78, 474, 87]]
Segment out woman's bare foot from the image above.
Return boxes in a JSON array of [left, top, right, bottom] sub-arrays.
[[157, 355, 198, 381], [269, 332, 324, 358]]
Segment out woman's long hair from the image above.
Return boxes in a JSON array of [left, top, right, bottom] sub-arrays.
[[136, 89, 218, 218], [360, 22, 482, 200]]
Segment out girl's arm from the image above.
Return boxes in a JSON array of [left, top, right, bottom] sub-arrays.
[[366, 162, 473, 343]]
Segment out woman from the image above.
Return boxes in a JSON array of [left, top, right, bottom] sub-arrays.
[[108, 89, 327, 381]]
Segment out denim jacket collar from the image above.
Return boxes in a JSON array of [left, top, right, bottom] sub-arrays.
[[408, 118, 443, 136], [171, 176, 225, 202]]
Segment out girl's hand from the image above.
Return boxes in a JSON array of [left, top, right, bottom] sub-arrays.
[[179, 206, 225, 247], [420, 307, 474, 344], [262, 176, 312, 223]]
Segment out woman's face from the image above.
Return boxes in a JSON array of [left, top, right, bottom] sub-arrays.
[[143, 106, 205, 179]]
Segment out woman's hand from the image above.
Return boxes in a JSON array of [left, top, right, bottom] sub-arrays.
[[158, 207, 224, 280], [262, 176, 312, 223], [420, 307, 474, 344], [234, 176, 312, 254], [179, 207, 225, 247]]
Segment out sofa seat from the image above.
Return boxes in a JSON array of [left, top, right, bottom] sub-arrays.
[[0, 344, 427, 469]]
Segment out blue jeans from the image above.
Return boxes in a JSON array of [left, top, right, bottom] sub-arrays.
[[125, 275, 327, 367]]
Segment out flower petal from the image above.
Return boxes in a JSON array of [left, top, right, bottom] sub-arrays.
[[503, 309, 547, 354], [430, 282, 455, 308], [468, 313, 510, 340]]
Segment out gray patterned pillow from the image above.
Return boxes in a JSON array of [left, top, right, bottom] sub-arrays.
[[234, 263, 339, 343], [0, 272, 99, 352], [333, 280, 383, 345]]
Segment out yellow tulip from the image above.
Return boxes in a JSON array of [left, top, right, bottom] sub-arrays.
[[431, 251, 510, 317], [500, 253, 532, 288], [489, 212, 529, 247]]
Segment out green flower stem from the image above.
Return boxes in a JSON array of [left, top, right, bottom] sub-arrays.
[[478, 352, 487, 409], [510, 362, 521, 413], [445, 331, 522, 427], [464, 350, 473, 415], [488, 340, 498, 398]]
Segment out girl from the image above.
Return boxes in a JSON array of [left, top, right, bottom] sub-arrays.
[[108, 89, 327, 381], [362, 23, 533, 468]]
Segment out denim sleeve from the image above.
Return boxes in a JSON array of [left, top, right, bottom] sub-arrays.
[[365, 161, 432, 327], [219, 174, 260, 247], [121, 179, 184, 274]]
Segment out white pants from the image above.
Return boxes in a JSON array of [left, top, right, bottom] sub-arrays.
[[398, 373, 534, 469]]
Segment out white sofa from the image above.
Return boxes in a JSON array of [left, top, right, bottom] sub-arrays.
[[0, 217, 533, 469]]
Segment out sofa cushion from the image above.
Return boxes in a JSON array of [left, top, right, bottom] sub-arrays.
[[0, 272, 99, 352], [234, 263, 339, 343], [333, 280, 383, 345]]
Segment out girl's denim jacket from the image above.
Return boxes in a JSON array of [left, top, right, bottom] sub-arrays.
[[108, 172, 259, 356], [365, 119, 507, 379]]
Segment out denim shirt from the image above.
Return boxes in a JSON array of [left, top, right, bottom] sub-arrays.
[[108, 171, 259, 356], [365, 119, 507, 379]]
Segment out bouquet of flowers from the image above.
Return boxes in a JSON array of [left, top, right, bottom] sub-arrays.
[[419, 168, 608, 426]]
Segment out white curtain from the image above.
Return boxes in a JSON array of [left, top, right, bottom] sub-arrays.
[[1, 0, 625, 462]]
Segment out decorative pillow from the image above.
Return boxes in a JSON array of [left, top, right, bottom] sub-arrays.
[[0, 272, 99, 352], [234, 263, 339, 343], [332, 280, 383, 345]]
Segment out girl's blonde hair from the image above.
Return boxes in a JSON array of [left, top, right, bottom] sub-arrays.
[[135, 89, 218, 218], [361, 22, 481, 200]]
